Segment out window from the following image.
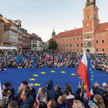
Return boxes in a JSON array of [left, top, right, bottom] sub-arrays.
[[66, 38, 68, 41], [73, 49, 75, 51], [63, 44, 65, 47], [77, 44, 79, 47], [35, 41, 37, 43], [67, 49, 68, 51], [73, 43, 75, 47], [81, 43, 83, 47], [96, 40, 98, 44], [61, 49, 62, 51], [81, 49, 82, 52], [96, 48, 98, 51], [102, 39, 104, 43], [0, 30, 1, 35], [70, 38, 71, 41], [60, 39, 62, 42], [87, 29, 89, 32], [35, 44, 37, 47], [77, 49, 79, 52], [57, 40, 58, 42], [102, 48, 104, 51], [70, 49, 72, 51], [96, 35, 98, 37], [70, 44, 72, 47], [102, 34, 104, 36], [73, 38, 75, 40], [60, 44, 62, 47], [87, 36, 89, 39], [66, 44, 68, 47], [87, 16, 89, 18], [0, 23, 1, 27], [77, 37, 79, 40], [63, 39, 65, 41]]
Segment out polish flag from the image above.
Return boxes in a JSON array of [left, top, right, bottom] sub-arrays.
[[77, 52, 92, 98]]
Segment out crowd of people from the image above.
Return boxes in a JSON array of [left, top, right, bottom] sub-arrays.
[[0, 80, 108, 108], [0, 50, 108, 74]]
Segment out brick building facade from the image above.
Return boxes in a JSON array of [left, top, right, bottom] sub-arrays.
[[52, 0, 108, 55]]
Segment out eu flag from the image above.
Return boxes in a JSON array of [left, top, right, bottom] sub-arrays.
[[87, 56, 97, 92], [20, 53, 23, 63], [16, 53, 19, 64]]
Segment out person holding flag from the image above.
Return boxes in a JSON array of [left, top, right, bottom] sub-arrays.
[[76, 51, 97, 107]]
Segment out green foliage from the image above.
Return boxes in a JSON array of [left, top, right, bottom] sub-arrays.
[[48, 39, 58, 50]]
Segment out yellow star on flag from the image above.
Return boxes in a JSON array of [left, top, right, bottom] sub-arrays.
[[79, 77, 81, 79], [61, 71, 66, 74], [41, 72, 46, 74], [91, 71, 93, 73], [29, 78, 36, 81], [71, 73, 76, 76], [34, 83, 41, 86], [50, 70, 55, 73], [33, 74, 39, 77], [91, 78, 93, 80], [89, 68, 91, 70], [92, 75, 94, 77]]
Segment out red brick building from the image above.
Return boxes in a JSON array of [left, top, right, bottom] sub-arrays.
[[52, 0, 108, 55]]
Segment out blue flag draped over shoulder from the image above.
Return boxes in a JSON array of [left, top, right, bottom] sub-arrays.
[[87, 56, 97, 93], [59, 54, 62, 63], [28, 52, 30, 59], [16, 53, 19, 64], [20, 53, 23, 63], [10, 55, 13, 60]]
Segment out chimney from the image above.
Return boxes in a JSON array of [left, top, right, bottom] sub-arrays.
[[74, 27, 76, 30]]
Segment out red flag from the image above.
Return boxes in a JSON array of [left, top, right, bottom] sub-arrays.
[[77, 52, 92, 98]]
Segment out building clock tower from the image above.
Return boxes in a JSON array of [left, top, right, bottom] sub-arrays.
[[83, 0, 100, 34]]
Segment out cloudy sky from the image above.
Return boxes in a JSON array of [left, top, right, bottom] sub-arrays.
[[0, 0, 108, 42]]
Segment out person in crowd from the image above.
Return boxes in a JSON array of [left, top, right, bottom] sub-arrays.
[[36, 87, 47, 107], [7, 88, 16, 101], [47, 99, 57, 108], [75, 82, 89, 108], [20, 80, 28, 91], [55, 85, 63, 102], [93, 82, 102, 96], [15, 86, 23, 101], [8, 101, 18, 108], [2, 82, 12, 96], [45, 79, 56, 101], [37, 101, 47, 108], [65, 83, 73, 95], [18, 63, 22, 68], [90, 106, 98, 108], [72, 100, 85, 108], [103, 85, 108, 108], [28, 83, 36, 102], [0, 96, 9, 108], [18, 88, 34, 108], [57, 95, 68, 108], [62, 90, 74, 108], [88, 94, 105, 108]]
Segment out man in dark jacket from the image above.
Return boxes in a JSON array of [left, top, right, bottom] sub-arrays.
[[18, 89, 34, 108], [45, 79, 56, 101]]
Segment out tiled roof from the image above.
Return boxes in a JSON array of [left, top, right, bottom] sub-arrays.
[[54, 28, 83, 38], [95, 22, 108, 33], [4, 23, 11, 29], [30, 33, 37, 37]]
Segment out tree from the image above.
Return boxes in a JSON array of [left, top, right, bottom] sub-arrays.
[[48, 39, 58, 50]]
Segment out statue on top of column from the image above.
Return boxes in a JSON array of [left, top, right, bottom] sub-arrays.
[[86, 0, 96, 7]]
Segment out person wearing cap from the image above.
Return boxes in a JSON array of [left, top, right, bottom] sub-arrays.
[[0, 96, 9, 108], [62, 90, 74, 108]]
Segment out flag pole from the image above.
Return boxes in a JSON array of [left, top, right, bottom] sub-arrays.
[[80, 80, 83, 98]]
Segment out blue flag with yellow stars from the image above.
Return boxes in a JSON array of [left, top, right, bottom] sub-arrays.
[[87, 56, 97, 91]]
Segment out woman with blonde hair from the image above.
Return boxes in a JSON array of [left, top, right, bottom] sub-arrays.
[[72, 100, 85, 108]]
